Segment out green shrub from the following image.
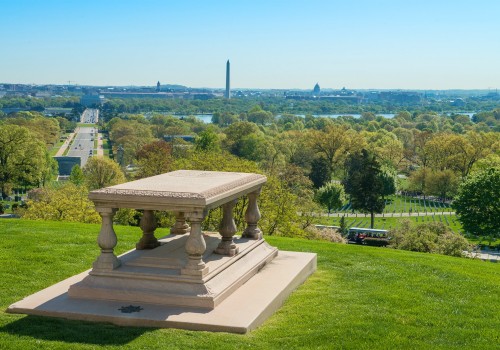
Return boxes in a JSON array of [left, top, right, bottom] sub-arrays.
[[389, 220, 471, 257], [436, 232, 472, 257], [114, 208, 140, 226], [304, 226, 346, 243], [364, 237, 389, 247]]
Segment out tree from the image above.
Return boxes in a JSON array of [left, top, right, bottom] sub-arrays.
[[69, 165, 85, 186], [426, 170, 459, 201], [408, 167, 429, 196], [135, 140, 173, 178], [316, 181, 346, 213], [309, 156, 331, 188], [343, 150, 385, 228], [453, 168, 500, 239], [5, 112, 61, 146], [23, 183, 100, 223], [222, 121, 261, 157], [109, 119, 154, 166], [379, 170, 397, 199], [247, 105, 274, 125], [0, 125, 48, 198], [82, 157, 126, 190], [308, 124, 365, 173], [194, 126, 220, 152]]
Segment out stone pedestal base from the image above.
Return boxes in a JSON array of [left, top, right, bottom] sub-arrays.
[[68, 233, 277, 309], [7, 250, 316, 333]]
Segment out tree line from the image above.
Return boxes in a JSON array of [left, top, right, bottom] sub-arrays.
[[1, 101, 498, 241]]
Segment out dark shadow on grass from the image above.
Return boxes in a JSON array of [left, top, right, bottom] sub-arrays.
[[1, 315, 154, 345]]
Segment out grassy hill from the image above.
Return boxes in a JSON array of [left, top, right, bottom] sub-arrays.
[[0, 219, 499, 349]]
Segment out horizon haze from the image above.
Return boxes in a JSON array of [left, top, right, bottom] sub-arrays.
[[1, 0, 499, 90]]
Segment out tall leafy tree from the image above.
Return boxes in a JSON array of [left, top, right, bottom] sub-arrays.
[[453, 168, 500, 239], [343, 149, 385, 228], [0, 125, 48, 198], [316, 181, 346, 213], [82, 157, 126, 190], [309, 156, 331, 188], [23, 183, 100, 223], [194, 126, 220, 152], [135, 140, 173, 178], [69, 165, 85, 186]]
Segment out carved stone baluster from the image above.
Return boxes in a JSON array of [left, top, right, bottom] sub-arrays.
[[136, 210, 160, 250], [242, 188, 263, 240], [170, 212, 190, 234], [181, 211, 209, 277], [93, 207, 120, 271], [214, 200, 239, 256]]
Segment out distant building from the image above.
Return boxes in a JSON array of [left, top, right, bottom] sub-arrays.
[[313, 83, 320, 95], [225, 60, 231, 99], [156, 81, 161, 92], [451, 98, 466, 107], [80, 94, 105, 107], [53, 156, 81, 176], [100, 91, 214, 100]]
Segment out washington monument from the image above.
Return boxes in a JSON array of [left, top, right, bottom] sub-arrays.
[[225, 60, 231, 99]]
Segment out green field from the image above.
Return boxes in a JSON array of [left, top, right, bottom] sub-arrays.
[[49, 137, 67, 156], [316, 213, 463, 232], [0, 219, 499, 349], [101, 138, 112, 157], [331, 195, 453, 215]]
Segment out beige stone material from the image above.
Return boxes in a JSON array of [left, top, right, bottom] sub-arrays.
[[7, 170, 317, 333], [7, 250, 316, 333]]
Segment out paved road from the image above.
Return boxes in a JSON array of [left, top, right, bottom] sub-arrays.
[[66, 127, 97, 167], [81, 108, 99, 123]]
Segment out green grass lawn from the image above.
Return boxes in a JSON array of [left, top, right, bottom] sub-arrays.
[[49, 134, 70, 157], [316, 214, 464, 232], [332, 195, 453, 215], [0, 219, 499, 349], [101, 138, 112, 157]]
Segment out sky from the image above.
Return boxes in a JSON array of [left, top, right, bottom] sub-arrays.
[[1, 0, 499, 90]]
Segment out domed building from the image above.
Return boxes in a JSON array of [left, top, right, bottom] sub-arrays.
[[313, 83, 320, 95]]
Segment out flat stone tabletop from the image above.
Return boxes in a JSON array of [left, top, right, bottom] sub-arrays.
[[89, 170, 267, 210]]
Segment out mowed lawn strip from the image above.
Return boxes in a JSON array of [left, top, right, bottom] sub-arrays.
[[0, 219, 499, 350]]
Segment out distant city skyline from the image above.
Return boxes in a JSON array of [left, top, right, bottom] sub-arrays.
[[1, 0, 499, 90]]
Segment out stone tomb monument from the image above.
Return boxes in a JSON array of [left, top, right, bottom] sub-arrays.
[[8, 170, 317, 333]]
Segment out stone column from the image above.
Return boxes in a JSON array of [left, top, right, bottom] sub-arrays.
[[93, 207, 120, 271], [214, 200, 239, 256], [242, 188, 263, 240], [170, 212, 190, 234], [136, 210, 160, 250], [181, 211, 209, 277]]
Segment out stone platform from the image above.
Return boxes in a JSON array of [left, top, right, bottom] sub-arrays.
[[8, 248, 316, 333], [68, 233, 279, 309], [7, 170, 317, 333]]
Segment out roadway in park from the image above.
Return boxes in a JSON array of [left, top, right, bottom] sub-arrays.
[[66, 126, 98, 167], [81, 108, 99, 123]]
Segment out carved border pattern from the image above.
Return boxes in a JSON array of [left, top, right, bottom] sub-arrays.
[[92, 188, 205, 199]]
